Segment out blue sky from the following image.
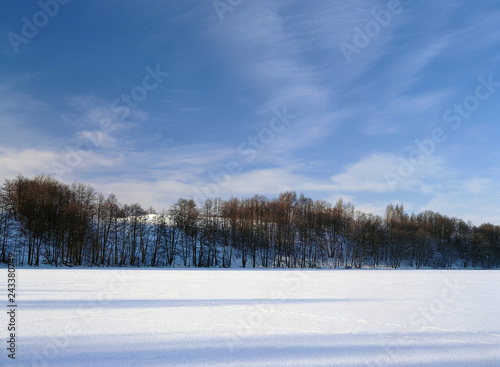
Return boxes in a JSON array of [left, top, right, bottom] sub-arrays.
[[1, 0, 499, 224]]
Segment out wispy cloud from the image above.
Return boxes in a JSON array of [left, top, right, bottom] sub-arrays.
[[1, 1, 498, 225], [0, 84, 58, 148], [207, 1, 343, 147]]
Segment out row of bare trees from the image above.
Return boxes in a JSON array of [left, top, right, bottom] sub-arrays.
[[1, 175, 499, 268]]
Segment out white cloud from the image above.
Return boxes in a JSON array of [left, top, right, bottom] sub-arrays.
[[0, 145, 62, 184], [329, 152, 448, 194], [462, 178, 493, 195], [89, 168, 302, 210], [92, 179, 201, 211], [420, 183, 500, 226]]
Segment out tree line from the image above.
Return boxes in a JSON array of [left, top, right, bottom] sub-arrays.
[[1, 175, 499, 268]]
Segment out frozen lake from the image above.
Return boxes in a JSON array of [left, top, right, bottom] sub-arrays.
[[2, 269, 500, 366]]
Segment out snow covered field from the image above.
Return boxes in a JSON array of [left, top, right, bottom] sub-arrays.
[[2, 269, 500, 366]]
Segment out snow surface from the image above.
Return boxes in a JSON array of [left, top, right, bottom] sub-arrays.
[[2, 269, 500, 366]]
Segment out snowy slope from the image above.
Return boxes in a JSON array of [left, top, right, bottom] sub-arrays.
[[1, 269, 500, 366]]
